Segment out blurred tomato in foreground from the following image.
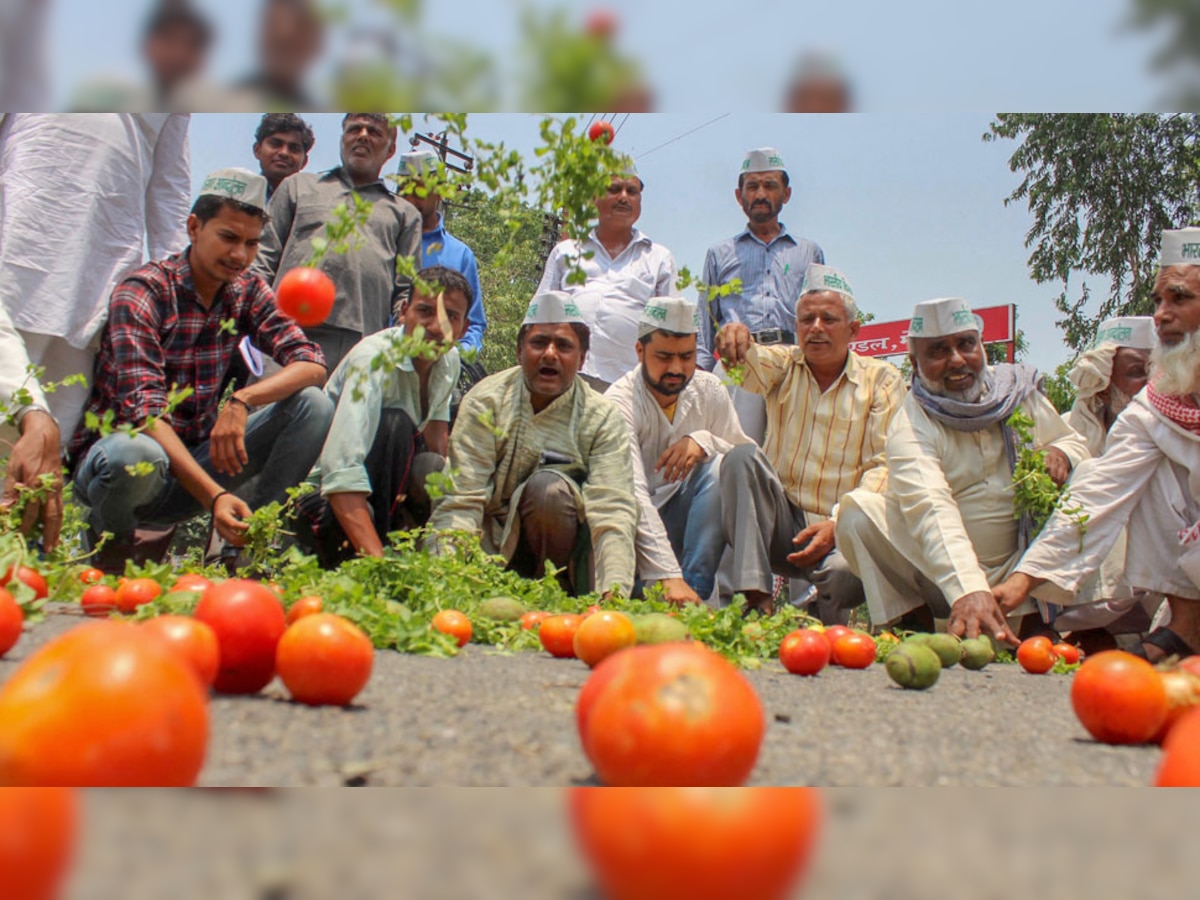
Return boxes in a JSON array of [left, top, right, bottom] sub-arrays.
[[570, 787, 821, 900], [0, 788, 77, 900]]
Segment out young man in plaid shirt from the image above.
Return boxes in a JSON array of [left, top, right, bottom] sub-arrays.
[[70, 168, 334, 570]]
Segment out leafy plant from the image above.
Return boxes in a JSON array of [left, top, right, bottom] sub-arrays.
[[1008, 408, 1089, 547]]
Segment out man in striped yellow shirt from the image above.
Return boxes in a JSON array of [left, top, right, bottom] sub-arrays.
[[715, 264, 905, 622]]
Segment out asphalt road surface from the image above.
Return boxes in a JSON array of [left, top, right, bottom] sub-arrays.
[[0, 606, 1163, 788]]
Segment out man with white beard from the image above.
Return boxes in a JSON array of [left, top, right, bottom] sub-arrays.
[[996, 227, 1200, 661], [1052, 317, 1159, 650], [835, 297, 1089, 642]]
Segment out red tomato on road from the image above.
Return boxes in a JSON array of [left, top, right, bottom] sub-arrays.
[[141, 615, 220, 687], [1052, 642, 1081, 665], [1017, 636, 1057, 674], [1, 565, 48, 600], [0, 787, 78, 900], [431, 610, 472, 647], [571, 787, 821, 900], [0, 588, 23, 656], [832, 632, 877, 669], [80, 584, 118, 618], [1071, 650, 1167, 745], [779, 629, 830, 676], [276, 267, 335, 327], [276, 613, 374, 706], [194, 579, 287, 694]]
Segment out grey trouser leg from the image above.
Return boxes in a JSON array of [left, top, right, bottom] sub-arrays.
[[514, 470, 580, 583]]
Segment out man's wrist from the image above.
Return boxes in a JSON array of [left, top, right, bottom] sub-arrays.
[[227, 395, 253, 415], [15, 405, 56, 434]]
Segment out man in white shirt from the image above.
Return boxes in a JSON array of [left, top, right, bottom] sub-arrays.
[[537, 161, 678, 390], [0, 113, 192, 445], [836, 297, 1089, 643], [0, 303, 63, 550], [997, 228, 1200, 661], [605, 298, 754, 605]]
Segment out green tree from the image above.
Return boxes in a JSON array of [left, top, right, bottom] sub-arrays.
[[442, 189, 546, 373], [984, 114, 1200, 352]]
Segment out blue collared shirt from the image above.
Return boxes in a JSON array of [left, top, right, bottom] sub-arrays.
[[696, 223, 824, 371], [420, 214, 486, 354]]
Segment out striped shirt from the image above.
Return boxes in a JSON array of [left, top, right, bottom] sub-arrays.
[[743, 344, 905, 518], [696, 224, 824, 370]]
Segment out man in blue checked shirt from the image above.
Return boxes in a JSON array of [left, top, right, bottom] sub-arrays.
[[397, 149, 487, 357], [697, 147, 825, 444]]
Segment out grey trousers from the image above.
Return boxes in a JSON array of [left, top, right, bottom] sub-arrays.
[[719, 443, 865, 624]]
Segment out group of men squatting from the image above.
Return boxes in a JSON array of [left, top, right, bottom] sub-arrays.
[[3, 148, 1200, 662]]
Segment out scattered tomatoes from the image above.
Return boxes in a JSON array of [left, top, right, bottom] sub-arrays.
[[1052, 642, 1081, 665], [539, 614, 584, 658], [0, 588, 22, 656], [779, 629, 831, 676], [0, 787, 78, 900], [80, 584, 118, 618], [1, 565, 48, 600], [578, 642, 765, 786], [0, 620, 210, 786], [520, 610, 550, 631], [285, 595, 324, 626], [1154, 668, 1200, 745], [78, 567, 104, 585], [588, 120, 615, 144], [1017, 636, 1057, 674], [194, 579, 287, 694], [573, 610, 637, 668], [431, 609, 473, 648], [276, 613, 374, 706], [820, 625, 853, 662], [275, 267, 336, 327], [832, 632, 877, 669], [1071, 650, 1168, 745], [140, 615, 220, 687], [571, 787, 821, 900], [113, 577, 162, 614], [173, 573, 215, 594]]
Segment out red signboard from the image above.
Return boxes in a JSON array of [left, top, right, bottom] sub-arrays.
[[848, 304, 1015, 358]]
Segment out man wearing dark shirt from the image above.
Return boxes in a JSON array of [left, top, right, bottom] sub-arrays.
[[71, 168, 333, 567], [253, 113, 314, 199]]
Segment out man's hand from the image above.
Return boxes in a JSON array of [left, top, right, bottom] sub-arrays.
[[1, 410, 64, 550], [212, 492, 252, 546], [947, 590, 1019, 647], [660, 577, 702, 606], [655, 436, 706, 484], [423, 420, 450, 458], [1043, 447, 1071, 487], [715, 322, 752, 367], [993, 572, 1040, 616], [210, 400, 250, 477], [786, 520, 836, 569]]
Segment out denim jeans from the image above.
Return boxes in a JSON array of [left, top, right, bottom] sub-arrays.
[[72, 386, 334, 540], [656, 457, 725, 600]]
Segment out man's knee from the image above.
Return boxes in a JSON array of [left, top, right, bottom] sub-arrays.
[[76, 434, 169, 492], [283, 385, 335, 433], [519, 471, 578, 524]]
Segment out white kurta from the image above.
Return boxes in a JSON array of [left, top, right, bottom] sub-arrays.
[[0, 114, 191, 349], [604, 368, 753, 582], [0, 302, 46, 454], [837, 390, 1090, 624], [536, 228, 678, 384], [1018, 394, 1200, 601]]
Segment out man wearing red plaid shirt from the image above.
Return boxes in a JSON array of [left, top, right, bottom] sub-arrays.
[[70, 168, 334, 569]]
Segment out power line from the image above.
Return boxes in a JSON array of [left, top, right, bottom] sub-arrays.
[[635, 113, 731, 160]]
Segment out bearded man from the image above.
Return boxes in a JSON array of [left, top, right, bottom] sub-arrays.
[[835, 297, 1089, 643], [605, 297, 754, 606], [997, 228, 1200, 660], [1052, 316, 1159, 648]]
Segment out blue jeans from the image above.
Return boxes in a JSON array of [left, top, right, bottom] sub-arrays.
[[655, 457, 725, 599], [73, 387, 334, 540]]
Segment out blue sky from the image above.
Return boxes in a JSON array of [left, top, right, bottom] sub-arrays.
[[189, 112, 1107, 375], [52, 0, 1168, 111]]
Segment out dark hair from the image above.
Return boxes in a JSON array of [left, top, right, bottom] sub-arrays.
[[737, 170, 790, 190], [637, 328, 693, 347], [412, 265, 472, 307], [254, 113, 315, 154], [143, 1, 213, 46], [342, 113, 396, 136], [517, 322, 591, 356], [190, 194, 269, 225]]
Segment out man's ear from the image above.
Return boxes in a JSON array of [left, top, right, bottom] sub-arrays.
[[186, 213, 201, 243], [847, 318, 861, 340]]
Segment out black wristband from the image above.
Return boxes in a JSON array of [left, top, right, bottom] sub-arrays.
[[228, 396, 252, 414], [210, 490, 232, 514]]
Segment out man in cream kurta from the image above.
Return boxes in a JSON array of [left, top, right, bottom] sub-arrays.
[[715, 264, 905, 622], [836, 297, 1089, 641], [605, 298, 754, 606], [997, 227, 1200, 661], [428, 292, 637, 597], [1054, 316, 1160, 639]]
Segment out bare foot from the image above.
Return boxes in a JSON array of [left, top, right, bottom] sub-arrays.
[[743, 590, 774, 618]]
